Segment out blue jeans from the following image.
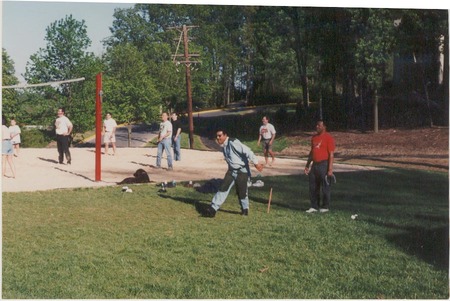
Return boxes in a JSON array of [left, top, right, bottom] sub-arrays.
[[309, 161, 331, 209], [172, 136, 181, 161], [156, 138, 173, 168], [211, 170, 249, 211]]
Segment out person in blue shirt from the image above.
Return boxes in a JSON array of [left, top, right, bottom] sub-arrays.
[[202, 129, 264, 218]]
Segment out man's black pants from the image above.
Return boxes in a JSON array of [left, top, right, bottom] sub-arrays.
[[56, 134, 71, 164], [309, 161, 331, 209]]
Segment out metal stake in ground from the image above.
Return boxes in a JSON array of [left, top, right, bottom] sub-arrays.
[[267, 187, 273, 213]]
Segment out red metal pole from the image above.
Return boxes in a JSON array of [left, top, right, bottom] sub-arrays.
[[95, 73, 102, 181]]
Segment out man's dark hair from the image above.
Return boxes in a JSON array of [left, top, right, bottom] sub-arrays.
[[2, 115, 6, 126], [216, 129, 228, 136], [59, 107, 66, 114]]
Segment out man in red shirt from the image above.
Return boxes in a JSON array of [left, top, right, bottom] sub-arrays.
[[304, 120, 335, 213]]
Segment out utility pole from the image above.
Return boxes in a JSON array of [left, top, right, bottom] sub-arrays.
[[169, 25, 200, 149]]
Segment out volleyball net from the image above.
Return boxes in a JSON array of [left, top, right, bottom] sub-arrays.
[[1, 77, 85, 89]]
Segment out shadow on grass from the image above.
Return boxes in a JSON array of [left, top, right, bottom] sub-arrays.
[[158, 193, 241, 216], [247, 169, 449, 271], [333, 169, 449, 271], [368, 218, 449, 271], [251, 195, 305, 211], [337, 154, 448, 170]]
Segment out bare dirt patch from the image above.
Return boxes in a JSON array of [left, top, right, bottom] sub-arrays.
[[281, 127, 449, 172]]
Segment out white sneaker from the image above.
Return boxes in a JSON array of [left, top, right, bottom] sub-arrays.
[[319, 208, 329, 213], [305, 208, 318, 213], [252, 180, 264, 187]]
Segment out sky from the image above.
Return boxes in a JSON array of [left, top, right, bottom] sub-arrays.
[[2, 1, 134, 83], [1, 0, 448, 84]]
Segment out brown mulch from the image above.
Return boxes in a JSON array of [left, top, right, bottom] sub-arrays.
[[280, 127, 449, 172]]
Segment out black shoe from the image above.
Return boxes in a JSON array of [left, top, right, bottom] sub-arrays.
[[203, 205, 216, 218], [67, 161, 71, 165], [241, 208, 249, 216]]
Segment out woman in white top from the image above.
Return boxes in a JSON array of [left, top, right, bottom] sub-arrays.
[[2, 115, 16, 178], [9, 118, 21, 157]]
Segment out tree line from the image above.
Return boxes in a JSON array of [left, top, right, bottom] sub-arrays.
[[2, 5, 448, 135]]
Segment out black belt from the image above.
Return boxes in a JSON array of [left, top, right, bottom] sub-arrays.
[[314, 160, 328, 164]]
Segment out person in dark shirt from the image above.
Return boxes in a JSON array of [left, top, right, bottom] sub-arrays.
[[171, 113, 182, 161]]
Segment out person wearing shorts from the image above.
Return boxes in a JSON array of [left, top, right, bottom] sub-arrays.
[[9, 118, 21, 157], [102, 113, 117, 155], [2, 115, 16, 178], [257, 116, 276, 165]]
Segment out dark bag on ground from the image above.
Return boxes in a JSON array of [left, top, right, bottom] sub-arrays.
[[117, 169, 150, 184]]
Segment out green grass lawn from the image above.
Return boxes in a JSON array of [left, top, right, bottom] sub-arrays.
[[2, 168, 448, 299], [242, 136, 292, 155], [147, 132, 209, 151]]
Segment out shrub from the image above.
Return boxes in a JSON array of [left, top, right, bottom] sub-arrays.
[[21, 128, 54, 148]]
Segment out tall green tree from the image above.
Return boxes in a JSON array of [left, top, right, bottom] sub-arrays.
[[24, 15, 102, 133], [2, 48, 20, 118], [351, 8, 396, 132], [394, 9, 449, 126], [282, 7, 310, 117], [106, 5, 188, 114], [102, 43, 161, 124], [103, 5, 448, 129]]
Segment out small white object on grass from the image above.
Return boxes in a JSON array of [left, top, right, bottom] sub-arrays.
[[351, 214, 358, 220], [126, 188, 133, 193], [122, 186, 129, 192]]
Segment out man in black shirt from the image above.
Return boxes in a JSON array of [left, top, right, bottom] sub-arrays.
[[171, 113, 182, 161]]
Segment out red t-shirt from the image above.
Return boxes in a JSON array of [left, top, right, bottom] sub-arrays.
[[311, 132, 335, 162]]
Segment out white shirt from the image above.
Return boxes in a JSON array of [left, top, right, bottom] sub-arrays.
[[103, 118, 117, 132], [2, 125, 11, 140], [9, 125, 21, 144], [55, 116, 73, 135], [259, 123, 276, 140], [159, 120, 172, 140]]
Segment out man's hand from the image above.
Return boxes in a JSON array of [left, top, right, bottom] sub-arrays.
[[304, 167, 310, 175], [255, 163, 264, 172]]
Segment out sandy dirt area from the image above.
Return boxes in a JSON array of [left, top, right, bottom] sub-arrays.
[[282, 127, 448, 172], [1, 147, 379, 193]]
